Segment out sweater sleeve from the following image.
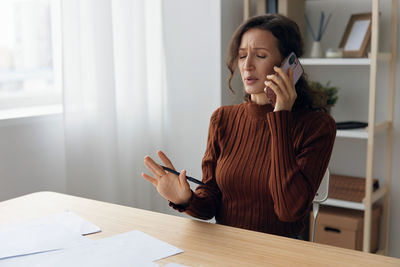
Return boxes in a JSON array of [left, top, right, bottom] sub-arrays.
[[266, 110, 336, 222], [170, 108, 223, 220]]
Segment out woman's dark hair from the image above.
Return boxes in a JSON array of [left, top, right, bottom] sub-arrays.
[[226, 14, 326, 112]]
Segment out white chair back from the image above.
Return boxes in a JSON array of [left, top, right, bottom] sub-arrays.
[[313, 169, 330, 203], [311, 169, 330, 242]]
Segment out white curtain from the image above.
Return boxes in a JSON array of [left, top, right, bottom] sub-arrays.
[[60, 0, 167, 212]]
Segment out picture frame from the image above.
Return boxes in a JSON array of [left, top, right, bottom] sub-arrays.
[[339, 13, 372, 58]]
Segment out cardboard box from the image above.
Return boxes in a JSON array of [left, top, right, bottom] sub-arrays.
[[310, 205, 382, 252]]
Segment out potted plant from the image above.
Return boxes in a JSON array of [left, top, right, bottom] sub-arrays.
[[309, 80, 339, 113]]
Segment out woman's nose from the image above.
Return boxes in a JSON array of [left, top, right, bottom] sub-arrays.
[[243, 56, 254, 70]]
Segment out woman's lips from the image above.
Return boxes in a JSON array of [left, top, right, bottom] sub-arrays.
[[245, 78, 258, 85]]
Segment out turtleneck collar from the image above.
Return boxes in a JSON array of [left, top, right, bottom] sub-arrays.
[[244, 100, 274, 119]]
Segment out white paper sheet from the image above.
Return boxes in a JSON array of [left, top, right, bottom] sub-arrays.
[[0, 211, 100, 259], [0, 222, 86, 260], [0, 230, 183, 267], [25, 211, 101, 236]]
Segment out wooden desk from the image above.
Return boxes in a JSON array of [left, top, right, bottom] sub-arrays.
[[0, 192, 399, 266]]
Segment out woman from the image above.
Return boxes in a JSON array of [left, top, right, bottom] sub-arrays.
[[142, 14, 336, 238]]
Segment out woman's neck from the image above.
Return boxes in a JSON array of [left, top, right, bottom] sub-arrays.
[[250, 93, 270, 105]]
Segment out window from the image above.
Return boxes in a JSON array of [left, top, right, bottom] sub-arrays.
[[0, 0, 61, 113]]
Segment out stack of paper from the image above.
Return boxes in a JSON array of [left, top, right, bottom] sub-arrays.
[[0, 212, 183, 266], [2, 230, 183, 267], [0, 211, 99, 260]]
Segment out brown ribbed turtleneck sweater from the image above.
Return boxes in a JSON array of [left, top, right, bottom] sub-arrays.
[[171, 101, 336, 237]]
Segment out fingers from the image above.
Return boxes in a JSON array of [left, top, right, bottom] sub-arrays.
[[285, 68, 297, 99], [141, 172, 158, 186], [157, 150, 175, 170], [273, 66, 294, 92], [265, 66, 297, 112], [144, 155, 166, 178], [289, 66, 294, 80], [178, 170, 189, 187], [266, 74, 289, 99]]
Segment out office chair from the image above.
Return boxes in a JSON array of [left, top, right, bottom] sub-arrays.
[[311, 169, 330, 243]]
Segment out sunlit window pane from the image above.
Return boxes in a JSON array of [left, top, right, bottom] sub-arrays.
[[0, 0, 60, 110]]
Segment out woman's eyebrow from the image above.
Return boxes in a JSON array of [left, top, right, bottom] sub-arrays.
[[239, 47, 269, 51]]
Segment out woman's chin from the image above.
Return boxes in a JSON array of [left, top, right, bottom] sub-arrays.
[[244, 87, 264, 95], [245, 87, 276, 106]]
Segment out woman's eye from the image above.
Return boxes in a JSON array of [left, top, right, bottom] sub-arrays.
[[239, 55, 247, 59], [257, 55, 266, 59]]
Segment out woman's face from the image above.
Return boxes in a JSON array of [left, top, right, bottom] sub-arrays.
[[238, 28, 282, 100]]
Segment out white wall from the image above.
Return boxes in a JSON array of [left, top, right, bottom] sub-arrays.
[[221, 0, 245, 106], [161, 0, 244, 221], [161, 0, 221, 183], [0, 115, 66, 201]]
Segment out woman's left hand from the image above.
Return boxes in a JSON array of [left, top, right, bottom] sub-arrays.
[[264, 66, 297, 112]]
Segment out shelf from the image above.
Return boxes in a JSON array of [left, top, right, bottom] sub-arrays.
[[322, 198, 365, 210], [336, 121, 391, 139], [336, 128, 368, 139], [300, 53, 391, 66], [322, 187, 387, 211], [300, 58, 371, 66]]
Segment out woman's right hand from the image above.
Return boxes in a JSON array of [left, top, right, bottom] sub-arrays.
[[142, 150, 192, 205]]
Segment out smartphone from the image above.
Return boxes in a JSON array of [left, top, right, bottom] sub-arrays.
[[280, 52, 304, 85]]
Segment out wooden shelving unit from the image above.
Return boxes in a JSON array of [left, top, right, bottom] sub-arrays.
[[243, 0, 398, 254], [318, 0, 397, 254]]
